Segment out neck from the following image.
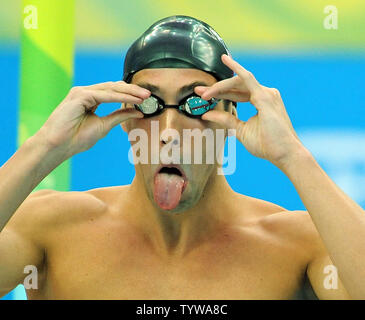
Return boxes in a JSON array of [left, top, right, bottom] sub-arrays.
[[126, 168, 236, 258]]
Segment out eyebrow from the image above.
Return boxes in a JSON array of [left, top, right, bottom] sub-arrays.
[[135, 81, 210, 97]]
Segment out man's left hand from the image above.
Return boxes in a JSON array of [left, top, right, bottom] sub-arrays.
[[195, 54, 305, 169]]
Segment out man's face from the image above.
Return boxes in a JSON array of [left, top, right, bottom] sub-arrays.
[[123, 68, 228, 213]]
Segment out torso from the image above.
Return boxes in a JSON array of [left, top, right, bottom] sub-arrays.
[[25, 186, 320, 300]]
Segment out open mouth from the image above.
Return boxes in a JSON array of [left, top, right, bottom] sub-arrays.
[[153, 165, 188, 211], [159, 166, 183, 176]]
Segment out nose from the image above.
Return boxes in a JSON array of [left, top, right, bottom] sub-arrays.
[[158, 108, 182, 146]]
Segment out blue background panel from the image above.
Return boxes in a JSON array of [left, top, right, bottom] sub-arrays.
[[1, 47, 365, 299]]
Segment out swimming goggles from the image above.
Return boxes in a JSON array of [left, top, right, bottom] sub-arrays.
[[134, 93, 221, 118]]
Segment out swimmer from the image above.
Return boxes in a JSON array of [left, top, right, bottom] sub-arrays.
[[0, 15, 364, 299]]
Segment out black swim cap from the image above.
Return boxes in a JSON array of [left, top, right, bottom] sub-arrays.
[[123, 15, 234, 83]]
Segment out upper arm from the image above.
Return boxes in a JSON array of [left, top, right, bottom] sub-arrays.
[[291, 210, 352, 299], [0, 227, 44, 296], [307, 250, 352, 300], [274, 210, 352, 300], [0, 190, 52, 297]]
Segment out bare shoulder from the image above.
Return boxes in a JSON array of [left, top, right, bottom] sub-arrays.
[[235, 194, 324, 256], [84, 185, 129, 205], [259, 209, 322, 248], [6, 187, 110, 242]]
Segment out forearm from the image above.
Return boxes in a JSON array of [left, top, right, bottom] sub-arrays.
[[0, 133, 67, 232], [279, 146, 365, 298], [0, 81, 145, 233]]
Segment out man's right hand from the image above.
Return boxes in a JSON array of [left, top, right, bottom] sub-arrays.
[[0, 81, 151, 285], [35, 81, 150, 158]]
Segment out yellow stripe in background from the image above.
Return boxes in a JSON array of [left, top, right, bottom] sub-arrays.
[[23, 0, 75, 75], [74, 0, 365, 49], [2, 0, 364, 50]]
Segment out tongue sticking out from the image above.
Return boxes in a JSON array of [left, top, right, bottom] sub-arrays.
[[154, 172, 185, 210]]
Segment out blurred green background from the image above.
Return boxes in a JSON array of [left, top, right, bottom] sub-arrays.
[[1, 0, 364, 50]]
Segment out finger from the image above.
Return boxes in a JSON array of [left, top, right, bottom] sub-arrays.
[[201, 109, 242, 131], [82, 90, 143, 111], [199, 77, 239, 101], [101, 108, 144, 132], [195, 85, 249, 102], [197, 76, 250, 102], [88, 81, 151, 99], [215, 90, 250, 102], [194, 86, 209, 96], [85, 81, 115, 90], [221, 54, 261, 93], [111, 81, 151, 99]]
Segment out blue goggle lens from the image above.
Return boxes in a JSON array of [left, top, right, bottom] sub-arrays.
[[183, 96, 219, 116]]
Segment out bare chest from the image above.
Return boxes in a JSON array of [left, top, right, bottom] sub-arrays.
[[29, 222, 307, 299]]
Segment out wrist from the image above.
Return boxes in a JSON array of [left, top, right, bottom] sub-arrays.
[[26, 130, 71, 165], [273, 142, 314, 173]]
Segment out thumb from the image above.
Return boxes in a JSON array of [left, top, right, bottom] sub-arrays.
[[194, 86, 210, 96], [202, 110, 245, 138], [202, 109, 242, 127], [101, 108, 143, 132]]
